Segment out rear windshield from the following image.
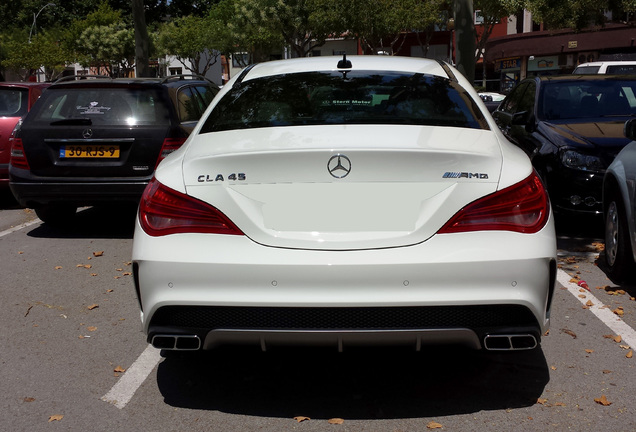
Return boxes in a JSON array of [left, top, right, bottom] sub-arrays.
[[28, 87, 171, 126], [0, 87, 29, 117], [200, 71, 488, 133], [573, 66, 601, 74]]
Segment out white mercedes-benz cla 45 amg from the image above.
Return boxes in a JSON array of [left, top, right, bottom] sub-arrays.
[[132, 56, 557, 354]]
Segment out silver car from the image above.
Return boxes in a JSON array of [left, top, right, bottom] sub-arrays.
[[603, 119, 636, 282]]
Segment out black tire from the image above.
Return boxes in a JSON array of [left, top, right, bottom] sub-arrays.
[[604, 197, 636, 283], [34, 204, 77, 225]]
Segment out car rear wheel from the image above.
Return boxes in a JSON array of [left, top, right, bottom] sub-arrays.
[[604, 198, 636, 283], [34, 204, 77, 225]]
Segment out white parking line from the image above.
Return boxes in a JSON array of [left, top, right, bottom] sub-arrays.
[[101, 344, 162, 409], [557, 269, 636, 349], [0, 218, 41, 238]]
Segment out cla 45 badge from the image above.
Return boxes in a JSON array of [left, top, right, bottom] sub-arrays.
[[197, 173, 246, 182]]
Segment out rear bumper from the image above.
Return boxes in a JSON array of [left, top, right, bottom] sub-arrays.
[[133, 214, 557, 351], [10, 180, 149, 208], [0, 164, 8, 188]]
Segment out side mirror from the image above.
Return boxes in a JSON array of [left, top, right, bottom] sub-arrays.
[[512, 110, 536, 133], [511, 111, 529, 125], [624, 118, 636, 141]]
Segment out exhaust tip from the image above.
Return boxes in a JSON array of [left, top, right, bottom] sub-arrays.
[[151, 334, 201, 351], [484, 334, 537, 351]]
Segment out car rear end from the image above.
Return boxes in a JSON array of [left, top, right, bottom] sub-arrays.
[[0, 84, 48, 189], [133, 57, 557, 353], [9, 80, 185, 212]]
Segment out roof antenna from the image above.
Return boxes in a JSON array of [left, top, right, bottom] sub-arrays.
[[337, 54, 352, 69]]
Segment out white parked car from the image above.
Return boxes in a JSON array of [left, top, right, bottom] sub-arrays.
[[573, 61, 636, 75], [603, 119, 636, 282], [132, 56, 557, 354]]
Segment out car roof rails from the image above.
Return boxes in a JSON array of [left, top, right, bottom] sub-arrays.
[[53, 75, 112, 83], [160, 74, 214, 85]]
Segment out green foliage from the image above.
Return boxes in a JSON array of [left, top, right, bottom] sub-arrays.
[[156, 15, 222, 75], [76, 23, 135, 76], [525, 0, 635, 29], [1, 29, 71, 81], [1, 0, 635, 82], [214, 0, 284, 63]]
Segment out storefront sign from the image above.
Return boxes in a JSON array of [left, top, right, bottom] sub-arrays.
[[528, 56, 560, 71], [495, 57, 521, 71]]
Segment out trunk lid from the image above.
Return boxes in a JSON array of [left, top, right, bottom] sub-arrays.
[[182, 125, 503, 250]]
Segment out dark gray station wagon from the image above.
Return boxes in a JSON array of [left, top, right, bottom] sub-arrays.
[[9, 75, 218, 223]]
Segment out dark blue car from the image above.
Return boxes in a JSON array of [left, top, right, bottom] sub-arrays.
[[492, 75, 636, 217]]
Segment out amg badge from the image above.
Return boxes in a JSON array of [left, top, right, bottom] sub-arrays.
[[443, 172, 489, 179]]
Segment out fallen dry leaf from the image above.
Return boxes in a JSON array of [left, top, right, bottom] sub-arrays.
[[54, 266, 62, 270], [602, 369, 612, 374], [627, 350, 633, 359], [604, 334, 622, 343], [561, 329, 577, 339], [87, 326, 97, 332], [537, 398, 548, 405], [585, 300, 594, 307], [585, 349, 594, 354], [555, 402, 566, 407], [592, 242, 604, 251], [23, 397, 35, 403], [114, 366, 126, 373], [427, 421, 443, 429], [594, 395, 612, 406], [327, 418, 344, 425], [293, 416, 310, 423], [613, 307, 624, 316], [48, 415, 64, 422], [87, 304, 99, 310], [93, 251, 104, 257]]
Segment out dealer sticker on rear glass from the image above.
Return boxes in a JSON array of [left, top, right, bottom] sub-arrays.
[[76, 101, 111, 115]]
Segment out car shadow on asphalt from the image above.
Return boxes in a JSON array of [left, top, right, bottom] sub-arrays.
[[155, 345, 549, 419], [25, 204, 137, 239], [0, 189, 21, 210]]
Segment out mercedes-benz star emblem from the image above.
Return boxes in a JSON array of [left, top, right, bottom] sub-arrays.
[[327, 154, 352, 178], [82, 128, 93, 139]]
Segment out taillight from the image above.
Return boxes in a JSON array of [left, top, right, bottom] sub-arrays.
[[139, 178, 244, 236], [10, 138, 30, 170], [156, 137, 187, 167], [438, 171, 550, 234]]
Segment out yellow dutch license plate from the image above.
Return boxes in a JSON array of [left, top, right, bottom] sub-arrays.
[[61, 145, 120, 158]]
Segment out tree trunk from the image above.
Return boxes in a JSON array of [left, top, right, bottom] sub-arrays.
[[454, 0, 475, 83], [132, 0, 150, 77]]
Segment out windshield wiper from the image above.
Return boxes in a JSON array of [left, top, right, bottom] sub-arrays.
[[50, 118, 92, 126]]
